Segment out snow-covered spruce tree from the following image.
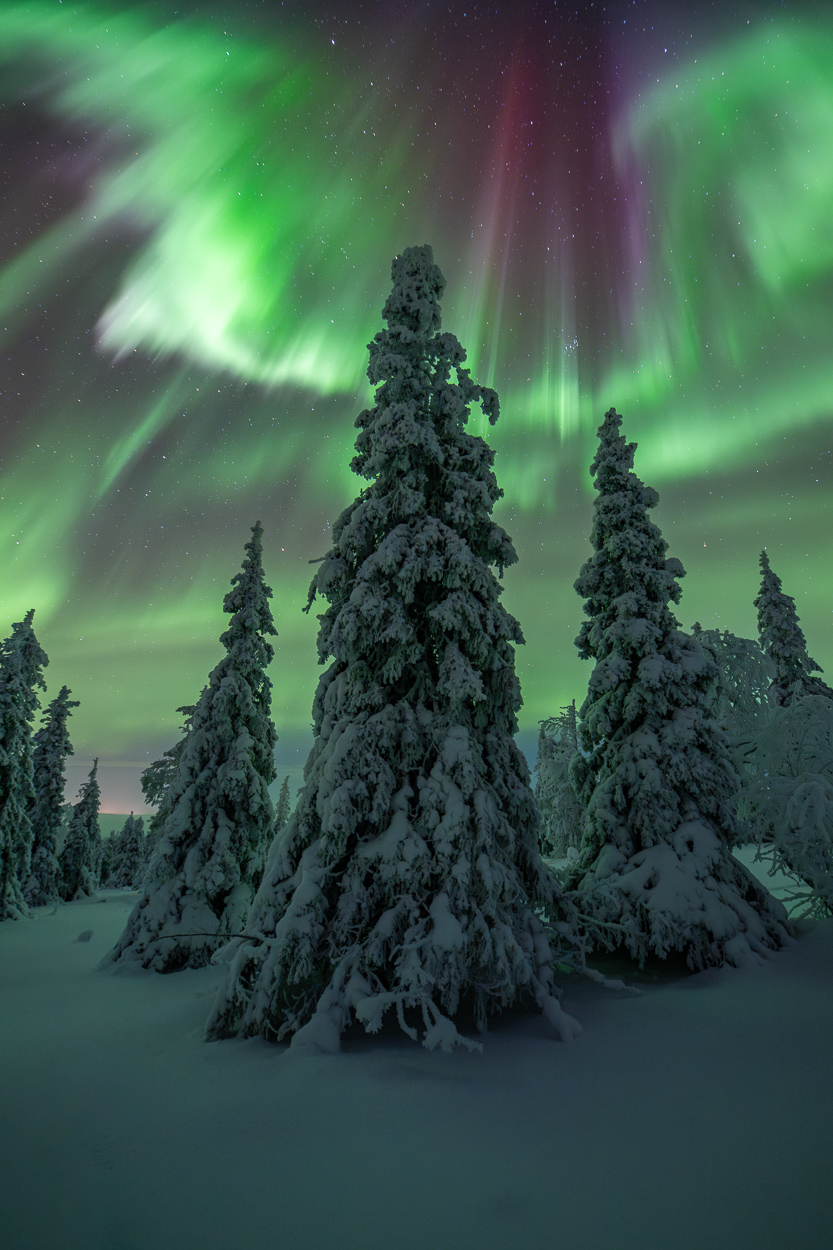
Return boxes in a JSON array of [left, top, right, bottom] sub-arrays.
[[99, 833, 116, 889], [691, 625, 775, 840], [273, 775, 291, 834], [207, 245, 580, 1054], [130, 816, 152, 889], [25, 685, 80, 906], [107, 813, 146, 888], [0, 610, 48, 920], [535, 703, 583, 859], [566, 408, 788, 969], [755, 550, 833, 707], [59, 760, 102, 901], [136, 701, 197, 876], [745, 694, 833, 918], [105, 523, 277, 971]]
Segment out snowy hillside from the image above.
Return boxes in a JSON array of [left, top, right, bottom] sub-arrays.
[[1, 883, 831, 1250]]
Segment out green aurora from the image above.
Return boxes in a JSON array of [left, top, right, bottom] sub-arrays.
[[0, 1, 831, 809]]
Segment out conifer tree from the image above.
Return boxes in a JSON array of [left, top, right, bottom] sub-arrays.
[[535, 702, 583, 858], [690, 626, 777, 842], [136, 702, 197, 878], [99, 832, 116, 889], [105, 523, 277, 971], [131, 815, 152, 889], [105, 814, 127, 886], [59, 760, 102, 901], [273, 775, 291, 835], [567, 408, 788, 968], [744, 693, 833, 917], [754, 551, 832, 706], [207, 245, 580, 1053], [0, 610, 48, 920], [107, 813, 146, 887], [25, 685, 79, 905]]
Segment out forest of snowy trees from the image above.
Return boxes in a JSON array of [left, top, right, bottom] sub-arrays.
[[2, 245, 832, 1050]]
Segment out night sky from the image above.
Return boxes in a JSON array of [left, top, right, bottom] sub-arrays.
[[1, 0, 831, 811]]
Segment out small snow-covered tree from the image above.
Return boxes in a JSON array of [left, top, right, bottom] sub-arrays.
[[106, 813, 146, 887], [25, 685, 79, 906], [273, 775, 291, 834], [535, 702, 583, 859], [207, 245, 580, 1054], [131, 817, 152, 889], [105, 523, 277, 971], [566, 408, 788, 969], [122, 814, 146, 887], [691, 626, 774, 747], [691, 626, 775, 840], [744, 695, 833, 917], [0, 610, 48, 920], [99, 833, 116, 888], [754, 551, 833, 707], [59, 760, 102, 901]]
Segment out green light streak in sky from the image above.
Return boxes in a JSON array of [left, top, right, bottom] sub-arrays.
[[97, 377, 188, 498], [605, 20, 833, 478], [0, 1, 413, 392]]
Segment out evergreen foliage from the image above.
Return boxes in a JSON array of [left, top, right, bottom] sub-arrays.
[[99, 833, 116, 889], [745, 695, 833, 917], [535, 702, 583, 858], [0, 610, 48, 920], [207, 245, 580, 1054], [106, 523, 278, 971], [567, 408, 789, 969], [25, 685, 79, 906], [137, 702, 197, 879], [754, 550, 833, 707], [140, 703, 197, 812], [691, 626, 775, 839], [107, 813, 147, 888], [131, 817, 152, 889], [59, 760, 102, 901], [274, 775, 291, 833]]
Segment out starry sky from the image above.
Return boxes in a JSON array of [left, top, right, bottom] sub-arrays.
[[1, 0, 831, 812]]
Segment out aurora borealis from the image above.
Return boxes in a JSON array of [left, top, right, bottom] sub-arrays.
[[1, 0, 831, 811]]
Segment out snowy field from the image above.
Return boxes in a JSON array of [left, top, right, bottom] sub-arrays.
[[2, 882, 832, 1250]]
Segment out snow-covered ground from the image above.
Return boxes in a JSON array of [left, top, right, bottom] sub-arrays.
[[2, 878, 832, 1250]]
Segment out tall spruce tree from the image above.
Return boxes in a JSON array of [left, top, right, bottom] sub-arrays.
[[207, 245, 581, 1054], [105, 522, 277, 971], [754, 550, 832, 706], [59, 760, 102, 901], [0, 610, 48, 920], [25, 685, 79, 905], [567, 408, 788, 969]]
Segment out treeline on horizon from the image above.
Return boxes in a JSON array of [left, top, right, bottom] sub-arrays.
[[1, 245, 831, 1055]]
